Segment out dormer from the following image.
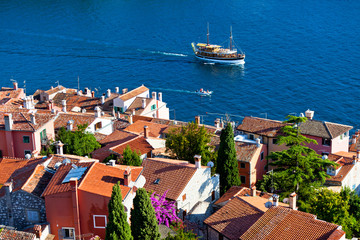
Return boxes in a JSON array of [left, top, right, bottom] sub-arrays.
[[327, 165, 341, 176]]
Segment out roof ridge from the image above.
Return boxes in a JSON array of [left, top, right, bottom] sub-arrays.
[[20, 112, 36, 131], [78, 161, 98, 189], [21, 164, 42, 192], [323, 121, 334, 139], [146, 158, 197, 169], [109, 135, 141, 151]]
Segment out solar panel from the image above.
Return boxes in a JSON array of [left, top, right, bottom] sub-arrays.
[[62, 167, 87, 184]]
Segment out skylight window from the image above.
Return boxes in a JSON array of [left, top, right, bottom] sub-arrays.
[[62, 167, 87, 184], [153, 179, 160, 184]]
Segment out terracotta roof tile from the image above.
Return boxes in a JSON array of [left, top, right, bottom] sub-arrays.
[[124, 120, 168, 138], [0, 87, 24, 100], [46, 154, 98, 169], [236, 117, 287, 137], [141, 158, 198, 200], [0, 111, 55, 131], [125, 97, 152, 115], [113, 118, 131, 130], [52, 92, 101, 111], [44, 85, 66, 95], [53, 112, 96, 131], [214, 186, 273, 205], [300, 120, 352, 139], [235, 142, 259, 163], [0, 227, 36, 240], [325, 154, 354, 184], [240, 206, 344, 240], [118, 85, 149, 101], [204, 197, 265, 240], [99, 130, 138, 145], [325, 122, 352, 139], [21, 165, 54, 197], [110, 137, 153, 156]]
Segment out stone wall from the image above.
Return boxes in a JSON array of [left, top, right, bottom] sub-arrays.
[[0, 197, 9, 226]]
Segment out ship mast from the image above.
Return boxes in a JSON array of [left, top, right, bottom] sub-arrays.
[[230, 26, 233, 51], [207, 22, 210, 45]]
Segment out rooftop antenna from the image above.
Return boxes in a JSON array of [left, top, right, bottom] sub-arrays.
[[55, 80, 60, 87], [77, 76, 80, 91], [230, 26, 233, 51], [260, 113, 268, 119], [23, 80, 26, 95], [207, 22, 210, 45]]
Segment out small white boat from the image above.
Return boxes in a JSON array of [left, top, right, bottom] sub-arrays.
[[195, 89, 213, 96]]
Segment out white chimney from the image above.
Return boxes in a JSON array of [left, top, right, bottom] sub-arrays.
[[95, 106, 102, 118], [67, 120, 74, 131], [194, 155, 201, 168], [107, 89, 111, 98], [305, 109, 314, 120], [195, 116, 200, 125], [13, 81, 18, 90], [91, 91, 95, 98], [272, 194, 279, 207], [23, 96, 35, 109], [62, 100, 67, 113], [144, 125, 149, 138], [289, 192, 297, 210], [256, 138, 261, 148], [215, 118, 220, 128], [158, 92, 162, 102], [55, 140, 64, 155], [122, 88, 128, 94], [30, 113, 36, 125], [85, 87, 90, 96], [129, 114, 133, 124], [251, 186, 257, 197], [132, 108, 136, 116], [4, 113, 13, 131], [101, 95, 105, 104], [109, 160, 116, 166], [152, 91, 157, 100], [115, 87, 119, 93], [142, 98, 146, 108]]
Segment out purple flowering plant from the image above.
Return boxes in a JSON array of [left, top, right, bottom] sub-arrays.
[[150, 190, 181, 227]]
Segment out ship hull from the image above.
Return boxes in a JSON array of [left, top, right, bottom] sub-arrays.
[[194, 54, 245, 65]]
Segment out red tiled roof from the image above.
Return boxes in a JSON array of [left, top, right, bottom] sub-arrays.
[[125, 97, 152, 115], [236, 117, 287, 137], [52, 92, 101, 111], [235, 142, 259, 163], [119, 85, 149, 101], [99, 130, 138, 145], [325, 154, 354, 184], [204, 197, 265, 240], [0, 227, 36, 240], [214, 186, 273, 205], [110, 137, 153, 156], [240, 206, 344, 240], [113, 118, 131, 130], [46, 154, 98, 169], [0, 111, 55, 131], [124, 120, 168, 138], [44, 85, 66, 95], [21, 164, 54, 197], [0, 87, 24, 100], [53, 112, 96, 131], [141, 158, 199, 200]]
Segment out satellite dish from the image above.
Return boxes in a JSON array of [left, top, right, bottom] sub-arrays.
[[283, 198, 289, 204], [207, 161, 214, 168], [25, 154, 31, 159], [62, 159, 71, 165], [265, 201, 273, 208]]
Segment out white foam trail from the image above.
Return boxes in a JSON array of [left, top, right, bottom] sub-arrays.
[[138, 49, 187, 57]]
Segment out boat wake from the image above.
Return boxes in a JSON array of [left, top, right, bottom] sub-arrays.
[[138, 49, 187, 57], [152, 88, 195, 94]]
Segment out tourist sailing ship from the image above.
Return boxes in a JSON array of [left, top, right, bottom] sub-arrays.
[[191, 24, 245, 64]]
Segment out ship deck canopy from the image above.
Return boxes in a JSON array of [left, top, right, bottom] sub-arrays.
[[197, 43, 222, 48]]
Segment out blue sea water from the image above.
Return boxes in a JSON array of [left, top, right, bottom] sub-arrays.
[[0, 0, 360, 128]]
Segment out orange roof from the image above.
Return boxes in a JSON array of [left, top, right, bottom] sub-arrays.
[[240, 206, 345, 240], [0, 111, 55, 131], [214, 186, 273, 205], [110, 136, 153, 156], [99, 129, 138, 145], [235, 142, 259, 163], [0, 87, 24, 100], [236, 117, 287, 137], [141, 158, 199, 200], [325, 153, 354, 184], [124, 120, 168, 138], [44, 85, 66, 95], [52, 92, 101, 111], [46, 154, 98, 169], [54, 112, 96, 131], [204, 197, 265, 240], [119, 85, 149, 101]]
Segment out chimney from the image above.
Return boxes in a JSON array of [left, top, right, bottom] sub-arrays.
[[132, 108, 136, 116], [34, 225, 42, 238], [4, 181, 13, 194], [214, 118, 220, 128], [124, 167, 132, 186], [195, 116, 200, 125], [352, 135, 357, 145], [85, 87, 90, 96], [23, 96, 34, 109], [305, 109, 314, 120], [62, 100, 67, 113], [109, 160, 116, 166], [272, 194, 279, 207], [115, 87, 119, 93], [30, 113, 36, 125], [142, 98, 146, 108], [158, 92, 162, 102], [47, 101, 54, 111], [152, 91, 157, 100], [4, 113, 13, 131], [117, 111, 121, 119], [357, 150, 360, 160], [95, 106, 101, 118], [13, 81, 18, 90], [101, 95, 105, 105], [194, 155, 201, 168], [91, 91, 95, 98], [256, 138, 261, 148], [122, 88, 128, 94], [144, 125, 149, 138], [107, 89, 111, 98], [289, 192, 297, 210], [55, 140, 64, 155], [129, 114, 133, 124], [251, 186, 257, 197], [67, 120, 74, 131]]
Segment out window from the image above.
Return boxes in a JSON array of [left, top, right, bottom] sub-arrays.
[[272, 138, 278, 144], [151, 104, 156, 110], [322, 138, 331, 146], [93, 215, 107, 229], [62, 228, 75, 240], [95, 122, 102, 131], [249, 134, 255, 140], [240, 163, 246, 168], [40, 129, 47, 141], [26, 209, 40, 222], [23, 136, 30, 143], [211, 191, 216, 201], [182, 194, 186, 201], [182, 210, 187, 220], [0, 150, 2, 158], [24, 150, 31, 157], [260, 152, 264, 161], [240, 175, 246, 184]]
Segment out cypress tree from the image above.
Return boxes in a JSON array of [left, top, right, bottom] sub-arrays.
[[131, 188, 161, 240], [216, 123, 241, 195], [105, 183, 133, 240]]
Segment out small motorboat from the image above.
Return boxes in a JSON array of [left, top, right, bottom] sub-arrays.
[[195, 88, 213, 96]]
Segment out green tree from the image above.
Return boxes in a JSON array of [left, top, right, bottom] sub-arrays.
[[105, 183, 133, 240], [121, 145, 142, 166], [216, 123, 241, 195], [268, 115, 335, 192], [56, 124, 100, 156], [131, 188, 161, 240], [166, 122, 214, 165]]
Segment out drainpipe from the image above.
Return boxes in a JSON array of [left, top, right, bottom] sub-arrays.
[[70, 178, 81, 238], [249, 162, 252, 188]]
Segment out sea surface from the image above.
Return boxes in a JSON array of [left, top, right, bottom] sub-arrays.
[[0, 0, 360, 128]]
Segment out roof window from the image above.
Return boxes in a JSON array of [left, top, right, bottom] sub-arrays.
[[153, 178, 160, 184]]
